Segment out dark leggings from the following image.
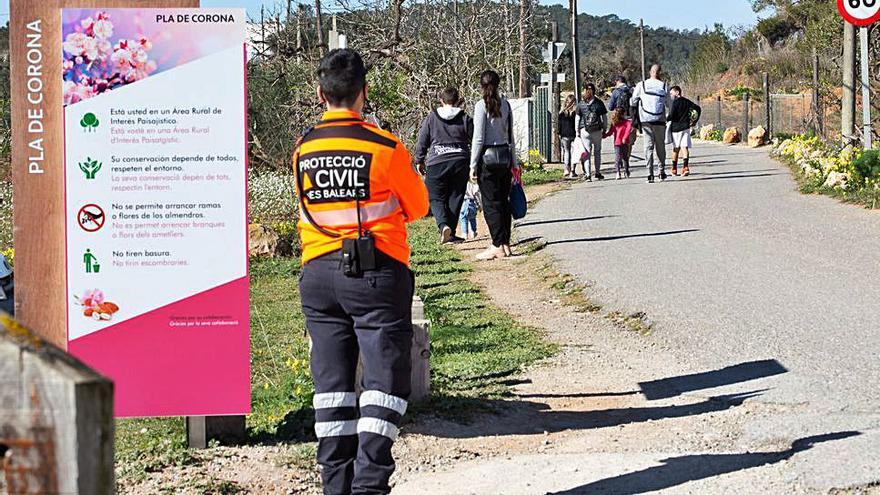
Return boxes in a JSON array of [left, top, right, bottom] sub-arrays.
[[424, 159, 469, 233], [479, 162, 513, 247]]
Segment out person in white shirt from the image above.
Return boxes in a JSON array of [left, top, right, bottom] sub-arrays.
[[631, 64, 672, 183]]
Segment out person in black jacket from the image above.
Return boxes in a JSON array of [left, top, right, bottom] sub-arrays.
[[415, 87, 474, 243], [576, 83, 608, 181], [667, 86, 701, 176], [559, 94, 577, 178]]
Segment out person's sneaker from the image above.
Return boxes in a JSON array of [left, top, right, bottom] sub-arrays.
[[616, 172, 623, 180], [671, 165, 679, 176], [440, 226, 453, 244], [595, 173, 605, 181], [659, 171, 668, 181], [683, 165, 690, 176], [625, 171, 631, 178], [449, 235, 465, 243], [647, 175, 655, 183]]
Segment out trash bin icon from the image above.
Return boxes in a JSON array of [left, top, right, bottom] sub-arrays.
[[93, 263, 101, 273]]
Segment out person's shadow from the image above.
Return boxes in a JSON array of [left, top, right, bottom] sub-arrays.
[[549, 431, 861, 495]]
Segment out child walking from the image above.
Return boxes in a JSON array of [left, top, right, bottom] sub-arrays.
[[459, 181, 481, 240], [604, 107, 635, 179]]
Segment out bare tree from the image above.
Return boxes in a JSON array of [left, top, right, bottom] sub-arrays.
[[518, 0, 530, 97]]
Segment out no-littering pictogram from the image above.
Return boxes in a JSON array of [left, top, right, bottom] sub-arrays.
[[78, 204, 105, 232]]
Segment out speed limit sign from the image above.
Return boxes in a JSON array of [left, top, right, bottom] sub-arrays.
[[838, 0, 880, 26]]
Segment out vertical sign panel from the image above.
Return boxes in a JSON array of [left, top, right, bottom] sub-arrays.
[[10, 0, 199, 350], [62, 8, 249, 417]]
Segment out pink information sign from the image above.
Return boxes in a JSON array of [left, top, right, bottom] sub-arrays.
[[61, 8, 250, 417]]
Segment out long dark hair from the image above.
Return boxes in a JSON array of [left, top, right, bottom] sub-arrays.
[[480, 70, 502, 118]]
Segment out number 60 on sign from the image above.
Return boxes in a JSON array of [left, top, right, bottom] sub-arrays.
[[838, 0, 880, 26]]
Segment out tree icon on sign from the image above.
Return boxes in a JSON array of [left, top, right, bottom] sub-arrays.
[[80, 112, 100, 132], [79, 157, 102, 179]]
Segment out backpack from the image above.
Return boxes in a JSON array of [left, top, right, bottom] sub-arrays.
[[615, 87, 632, 117], [638, 81, 668, 119]]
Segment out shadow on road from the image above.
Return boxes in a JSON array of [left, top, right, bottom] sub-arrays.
[[516, 215, 616, 228], [639, 359, 788, 400], [678, 172, 784, 182], [546, 229, 699, 245], [548, 431, 861, 495], [417, 391, 764, 439]]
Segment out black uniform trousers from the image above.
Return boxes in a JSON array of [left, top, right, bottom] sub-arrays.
[[478, 161, 513, 247], [423, 158, 470, 234], [300, 250, 414, 495]]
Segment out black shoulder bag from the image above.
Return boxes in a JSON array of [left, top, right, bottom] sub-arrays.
[[481, 100, 514, 168]]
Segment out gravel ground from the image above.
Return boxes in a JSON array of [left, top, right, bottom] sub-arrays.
[[394, 140, 880, 494]]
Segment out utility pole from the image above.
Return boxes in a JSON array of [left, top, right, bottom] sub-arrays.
[[860, 26, 872, 149], [518, 0, 530, 97], [260, 5, 266, 58], [550, 21, 560, 163], [812, 47, 822, 136], [763, 72, 771, 141], [639, 19, 646, 83], [296, 5, 303, 59], [570, 0, 581, 102], [287, 0, 293, 22], [843, 21, 857, 142], [315, 0, 326, 56]]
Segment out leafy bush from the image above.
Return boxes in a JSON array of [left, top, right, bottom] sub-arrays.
[[706, 129, 724, 141], [524, 149, 544, 171], [851, 150, 880, 189], [248, 170, 297, 224]]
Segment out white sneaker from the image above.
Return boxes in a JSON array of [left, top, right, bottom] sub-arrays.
[[440, 226, 453, 244]]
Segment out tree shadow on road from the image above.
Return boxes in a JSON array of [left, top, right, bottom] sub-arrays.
[[548, 431, 861, 495], [516, 216, 617, 228], [678, 172, 785, 182], [415, 391, 764, 438], [639, 359, 788, 400], [546, 229, 699, 245]]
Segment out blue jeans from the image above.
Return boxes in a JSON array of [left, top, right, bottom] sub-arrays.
[[458, 198, 478, 237]]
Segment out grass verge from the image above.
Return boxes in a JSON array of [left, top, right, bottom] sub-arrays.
[[116, 216, 557, 489]]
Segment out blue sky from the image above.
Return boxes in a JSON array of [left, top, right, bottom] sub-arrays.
[[0, 0, 762, 31]]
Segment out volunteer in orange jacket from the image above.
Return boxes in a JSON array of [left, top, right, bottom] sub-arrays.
[[294, 49, 428, 495]]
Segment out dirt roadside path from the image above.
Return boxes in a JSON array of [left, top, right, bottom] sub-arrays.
[[390, 177, 879, 495]]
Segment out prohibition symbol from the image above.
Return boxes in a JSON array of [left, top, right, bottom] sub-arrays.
[[78, 204, 106, 232], [838, 0, 880, 26]]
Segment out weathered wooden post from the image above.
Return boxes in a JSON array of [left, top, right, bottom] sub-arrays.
[[715, 95, 722, 130], [763, 73, 771, 141], [742, 93, 750, 145], [0, 315, 114, 495]]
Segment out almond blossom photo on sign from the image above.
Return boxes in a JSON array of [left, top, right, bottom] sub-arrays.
[[61, 8, 245, 107], [62, 11, 157, 105]]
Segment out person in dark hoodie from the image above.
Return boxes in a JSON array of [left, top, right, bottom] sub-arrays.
[[415, 87, 474, 243], [667, 85, 701, 176]]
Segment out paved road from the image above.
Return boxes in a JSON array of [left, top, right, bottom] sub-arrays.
[[512, 139, 880, 490]]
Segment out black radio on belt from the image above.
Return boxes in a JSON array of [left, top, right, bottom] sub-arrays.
[[342, 231, 376, 277]]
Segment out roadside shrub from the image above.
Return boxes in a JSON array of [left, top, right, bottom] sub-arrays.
[[851, 150, 880, 189], [248, 169, 298, 224], [524, 149, 544, 171]]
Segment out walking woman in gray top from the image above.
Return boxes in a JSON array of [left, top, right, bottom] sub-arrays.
[[470, 70, 519, 260]]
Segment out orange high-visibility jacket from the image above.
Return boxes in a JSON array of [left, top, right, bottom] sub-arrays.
[[294, 110, 429, 266]]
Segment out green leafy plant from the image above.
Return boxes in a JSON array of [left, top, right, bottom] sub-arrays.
[[524, 149, 544, 171], [851, 150, 880, 189]]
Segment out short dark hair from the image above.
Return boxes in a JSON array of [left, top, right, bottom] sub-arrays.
[[616, 75, 627, 85], [584, 83, 597, 93], [317, 49, 367, 107], [670, 85, 682, 94], [440, 87, 460, 105]]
